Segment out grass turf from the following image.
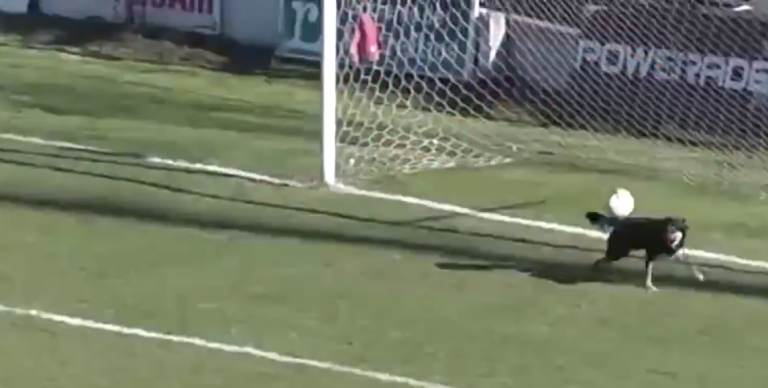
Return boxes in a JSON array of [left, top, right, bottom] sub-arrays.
[[0, 33, 766, 388]]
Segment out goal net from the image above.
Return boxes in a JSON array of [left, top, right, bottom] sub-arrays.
[[327, 0, 768, 196]]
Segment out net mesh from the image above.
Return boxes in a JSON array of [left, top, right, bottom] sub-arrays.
[[334, 0, 768, 194]]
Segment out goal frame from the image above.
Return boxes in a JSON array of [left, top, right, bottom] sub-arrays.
[[317, 0, 759, 270]]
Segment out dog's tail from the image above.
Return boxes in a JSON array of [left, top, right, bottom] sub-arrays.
[[585, 211, 621, 233], [585, 211, 607, 225]]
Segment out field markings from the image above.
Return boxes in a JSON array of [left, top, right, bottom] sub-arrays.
[[0, 303, 455, 388], [333, 184, 768, 270], [0, 132, 765, 271], [0, 133, 308, 188]]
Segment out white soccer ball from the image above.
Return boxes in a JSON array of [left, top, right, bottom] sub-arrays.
[[608, 188, 634, 218]]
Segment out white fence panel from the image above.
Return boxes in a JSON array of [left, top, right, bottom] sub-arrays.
[[39, 0, 125, 22], [223, 0, 283, 46], [0, 0, 29, 14]]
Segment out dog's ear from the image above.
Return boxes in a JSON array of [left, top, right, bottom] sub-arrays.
[[664, 217, 688, 231], [677, 217, 688, 229]]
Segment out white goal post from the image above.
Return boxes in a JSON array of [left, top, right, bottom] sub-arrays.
[[319, 0, 768, 269], [321, 0, 339, 187]]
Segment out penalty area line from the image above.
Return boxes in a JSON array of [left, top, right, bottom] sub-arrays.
[[0, 303, 455, 388]]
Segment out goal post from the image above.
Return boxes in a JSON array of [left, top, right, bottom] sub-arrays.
[[320, 0, 768, 266], [321, 0, 339, 186]]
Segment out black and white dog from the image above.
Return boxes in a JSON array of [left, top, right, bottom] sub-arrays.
[[585, 211, 704, 292]]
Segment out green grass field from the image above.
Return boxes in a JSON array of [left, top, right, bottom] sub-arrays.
[[0, 29, 768, 388]]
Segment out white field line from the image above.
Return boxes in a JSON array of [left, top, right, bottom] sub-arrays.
[[0, 133, 308, 188], [332, 184, 768, 270], [0, 132, 764, 270], [0, 303, 455, 388]]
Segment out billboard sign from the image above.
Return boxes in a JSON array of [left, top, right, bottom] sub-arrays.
[[277, 0, 478, 79]]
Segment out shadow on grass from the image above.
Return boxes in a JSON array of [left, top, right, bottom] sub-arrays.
[[0, 146, 587, 255], [435, 259, 768, 298], [0, 149, 765, 300]]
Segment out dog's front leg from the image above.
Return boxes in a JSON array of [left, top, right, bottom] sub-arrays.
[[645, 260, 659, 292]]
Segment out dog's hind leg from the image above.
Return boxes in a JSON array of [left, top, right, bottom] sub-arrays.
[[590, 253, 626, 282], [590, 258, 613, 280], [591, 257, 611, 272], [593, 238, 629, 274]]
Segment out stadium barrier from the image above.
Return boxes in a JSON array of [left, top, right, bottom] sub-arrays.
[[276, 0, 768, 147], [554, 4, 768, 146]]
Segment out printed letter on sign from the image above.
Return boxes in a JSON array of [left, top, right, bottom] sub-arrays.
[[599, 43, 625, 75], [652, 49, 681, 81], [698, 56, 726, 88], [747, 60, 768, 95], [575, 39, 601, 67], [132, 0, 219, 34], [683, 53, 702, 86], [723, 57, 750, 91], [167, 0, 190, 12], [276, 0, 323, 61], [625, 46, 653, 78]]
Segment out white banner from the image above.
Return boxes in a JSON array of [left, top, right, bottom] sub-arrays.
[[128, 0, 221, 34], [40, 0, 123, 21], [0, 0, 28, 13]]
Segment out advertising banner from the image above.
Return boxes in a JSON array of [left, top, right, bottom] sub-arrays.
[[128, 0, 221, 34], [277, 0, 478, 79], [565, 5, 768, 137]]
